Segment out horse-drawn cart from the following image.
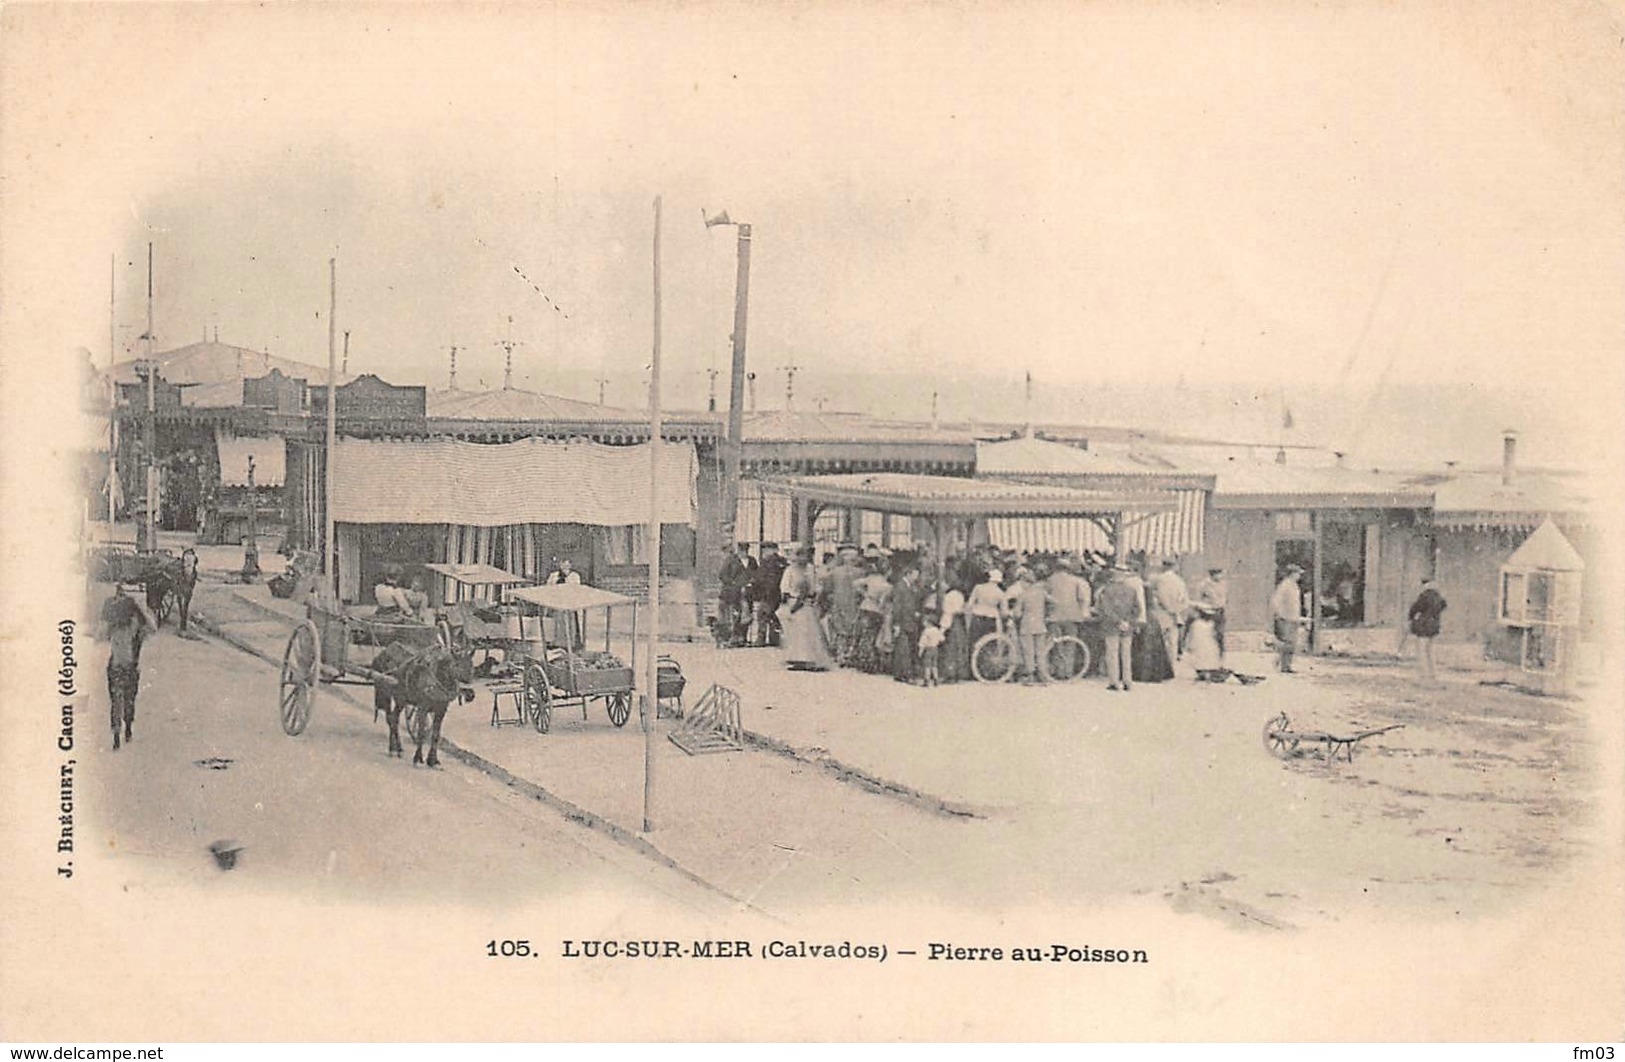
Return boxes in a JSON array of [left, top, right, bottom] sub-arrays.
[[505, 584, 641, 735], [90, 545, 184, 626], [278, 599, 448, 738]]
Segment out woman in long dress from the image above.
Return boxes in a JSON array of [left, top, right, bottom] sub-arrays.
[[780, 547, 835, 672], [938, 580, 969, 682], [1186, 604, 1224, 679]]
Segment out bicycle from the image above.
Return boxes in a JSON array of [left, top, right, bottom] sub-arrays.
[[971, 620, 1091, 683]]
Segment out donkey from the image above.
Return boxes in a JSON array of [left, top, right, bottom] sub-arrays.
[[373, 640, 475, 767]]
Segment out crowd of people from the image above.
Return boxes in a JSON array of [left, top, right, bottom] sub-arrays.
[[715, 540, 1236, 690]]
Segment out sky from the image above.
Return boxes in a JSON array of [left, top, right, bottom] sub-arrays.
[[7, 1, 1623, 467]]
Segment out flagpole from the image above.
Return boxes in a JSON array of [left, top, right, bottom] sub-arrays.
[[643, 195, 663, 834], [107, 253, 117, 522]]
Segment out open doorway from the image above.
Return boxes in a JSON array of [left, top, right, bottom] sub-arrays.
[[1274, 539, 1314, 597], [1319, 521, 1367, 626]]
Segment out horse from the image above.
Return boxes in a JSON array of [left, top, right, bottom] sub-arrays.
[[372, 640, 475, 767]]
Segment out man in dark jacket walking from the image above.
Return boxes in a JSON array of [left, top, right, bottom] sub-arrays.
[[1407, 578, 1448, 685], [717, 543, 755, 647], [749, 542, 788, 647]]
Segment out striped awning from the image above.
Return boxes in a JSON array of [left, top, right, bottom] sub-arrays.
[[988, 489, 1206, 556]]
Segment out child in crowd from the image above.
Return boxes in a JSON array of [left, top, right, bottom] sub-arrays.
[[918, 621, 945, 687]]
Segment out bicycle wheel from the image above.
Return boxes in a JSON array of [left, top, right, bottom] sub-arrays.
[[1046, 635, 1092, 682], [971, 632, 1017, 683]]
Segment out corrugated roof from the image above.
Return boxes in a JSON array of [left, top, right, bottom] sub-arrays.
[[977, 435, 1180, 476], [743, 409, 972, 445], [112, 341, 345, 389], [1426, 471, 1589, 518], [426, 386, 650, 422], [1205, 461, 1429, 504]]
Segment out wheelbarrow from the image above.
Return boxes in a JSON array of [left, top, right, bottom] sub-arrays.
[[1262, 712, 1404, 763]]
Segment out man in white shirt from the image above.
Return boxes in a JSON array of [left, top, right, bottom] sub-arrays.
[[545, 557, 585, 648], [1148, 559, 1190, 664], [1270, 564, 1305, 673], [1045, 555, 1092, 640], [374, 567, 413, 614]]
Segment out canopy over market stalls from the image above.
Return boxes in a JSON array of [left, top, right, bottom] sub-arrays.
[[760, 471, 1180, 578], [328, 437, 696, 526], [974, 436, 1212, 555], [318, 436, 698, 602]]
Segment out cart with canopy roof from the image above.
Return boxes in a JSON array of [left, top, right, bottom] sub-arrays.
[[422, 562, 532, 662], [505, 583, 641, 734]]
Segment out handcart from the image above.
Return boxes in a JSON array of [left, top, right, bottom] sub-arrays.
[[505, 583, 641, 734], [1261, 712, 1405, 763]]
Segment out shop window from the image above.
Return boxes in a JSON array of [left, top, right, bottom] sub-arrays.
[[1273, 511, 1312, 533], [1501, 570, 1578, 625]]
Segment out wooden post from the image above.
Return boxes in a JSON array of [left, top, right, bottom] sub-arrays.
[[140, 242, 157, 552], [324, 259, 337, 600], [643, 195, 663, 834], [719, 221, 752, 547], [1309, 511, 1323, 653], [107, 254, 117, 523]]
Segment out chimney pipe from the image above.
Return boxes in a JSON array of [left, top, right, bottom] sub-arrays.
[[1275, 447, 1287, 465], [1023, 371, 1034, 439], [1502, 429, 1518, 486]]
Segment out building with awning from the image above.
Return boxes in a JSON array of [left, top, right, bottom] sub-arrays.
[[974, 436, 1212, 556], [310, 435, 698, 604], [758, 472, 1179, 582], [729, 410, 977, 551], [1397, 442, 1598, 647], [1188, 457, 1437, 647], [110, 340, 343, 534]]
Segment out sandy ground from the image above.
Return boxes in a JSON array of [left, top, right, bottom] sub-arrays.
[[178, 568, 1613, 934]]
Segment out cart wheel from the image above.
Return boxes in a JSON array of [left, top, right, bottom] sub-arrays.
[[280, 620, 320, 736], [971, 632, 1017, 683], [524, 664, 552, 734], [1262, 713, 1297, 760], [1046, 635, 1092, 682], [607, 691, 632, 728]]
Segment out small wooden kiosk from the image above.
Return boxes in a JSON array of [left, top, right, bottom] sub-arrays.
[[1497, 520, 1584, 695]]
